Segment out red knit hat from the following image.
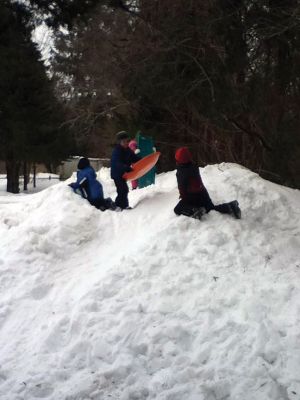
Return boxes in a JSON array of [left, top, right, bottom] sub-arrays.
[[175, 147, 192, 164]]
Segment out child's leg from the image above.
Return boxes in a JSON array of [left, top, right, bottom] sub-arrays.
[[89, 198, 107, 210], [214, 201, 241, 219], [114, 179, 129, 209], [174, 200, 206, 219], [91, 198, 116, 211], [174, 200, 195, 217], [213, 203, 232, 214], [103, 197, 116, 210]]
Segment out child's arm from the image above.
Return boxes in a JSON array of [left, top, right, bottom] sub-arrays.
[[112, 147, 133, 174], [69, 171, 89, 198]]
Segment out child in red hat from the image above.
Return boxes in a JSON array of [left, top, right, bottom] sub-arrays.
[[174, 147, 241, 219]]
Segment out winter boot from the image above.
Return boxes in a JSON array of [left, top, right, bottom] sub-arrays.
[[229, 200, 241, 219], [106, 197, 117, 211], [191, 207, 206, 220]]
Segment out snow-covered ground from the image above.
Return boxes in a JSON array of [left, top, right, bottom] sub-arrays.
[[0, 174, 60, 197], [0, 164, 299, 400]]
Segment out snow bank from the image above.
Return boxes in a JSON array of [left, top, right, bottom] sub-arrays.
[[0, 164, 300, 400]]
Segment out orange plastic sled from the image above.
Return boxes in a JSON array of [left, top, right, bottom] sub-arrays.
[[123, 152, 161, 181]]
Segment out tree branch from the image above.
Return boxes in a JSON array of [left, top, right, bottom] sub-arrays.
[[223, 115, 272, 151]]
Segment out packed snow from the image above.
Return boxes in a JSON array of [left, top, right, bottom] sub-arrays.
[[0, 164, 299, 400]]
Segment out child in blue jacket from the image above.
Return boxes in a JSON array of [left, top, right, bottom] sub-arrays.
[[70, 157, 115, 211], [110, 131, 140, 209]]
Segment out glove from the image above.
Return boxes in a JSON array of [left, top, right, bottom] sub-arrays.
[[135, 149, 141, 154], [153, 147, 156, 152]]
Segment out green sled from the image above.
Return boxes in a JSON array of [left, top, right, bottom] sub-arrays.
[[136, 132, 156, 188]]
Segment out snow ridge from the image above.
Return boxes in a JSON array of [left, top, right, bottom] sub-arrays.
[[0, 164, 299, 400]]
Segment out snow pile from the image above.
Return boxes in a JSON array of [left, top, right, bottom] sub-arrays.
[[0, 164, 300, 400]]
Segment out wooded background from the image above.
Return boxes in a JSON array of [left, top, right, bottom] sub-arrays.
[[1, 0, 300, 192]]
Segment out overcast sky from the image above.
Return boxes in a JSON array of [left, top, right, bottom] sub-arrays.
[[32, 23, 53, 63]]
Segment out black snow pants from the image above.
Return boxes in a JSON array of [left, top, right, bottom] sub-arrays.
[[89, 197, 116, 211], [174, 188, 232, 217], [113, 178, 129, 209]]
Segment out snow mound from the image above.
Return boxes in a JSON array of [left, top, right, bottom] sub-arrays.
[[0, 164, 300, 400]]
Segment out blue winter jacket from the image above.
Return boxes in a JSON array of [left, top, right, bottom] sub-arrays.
[[70, 166, 103, 201], [110, 144, 140, 180]]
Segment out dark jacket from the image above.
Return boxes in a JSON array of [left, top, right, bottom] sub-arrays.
[[70, 166, 103, 201], [176, 163, 206, 203], [110, 144, 140, 180]]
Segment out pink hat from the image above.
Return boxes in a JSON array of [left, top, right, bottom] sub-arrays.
[[129, 140, 137, 151]]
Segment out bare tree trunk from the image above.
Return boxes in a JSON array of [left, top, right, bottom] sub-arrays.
[[6, 160, 20, 194], [33, 164, 37, 188], [23, 161, 28, 191]]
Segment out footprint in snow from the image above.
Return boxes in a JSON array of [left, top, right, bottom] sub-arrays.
[[31, 284, 52, 300], [28, 383, 54, 398]]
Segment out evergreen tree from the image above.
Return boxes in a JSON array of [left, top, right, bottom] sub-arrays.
[[0, 1, 73, 193]]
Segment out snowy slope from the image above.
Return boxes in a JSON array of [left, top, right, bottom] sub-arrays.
[[0, 164, 299, 400]]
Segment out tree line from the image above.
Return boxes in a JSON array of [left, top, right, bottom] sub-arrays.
[[1, 0, 299, 192], [0, 1, 76, 193]]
